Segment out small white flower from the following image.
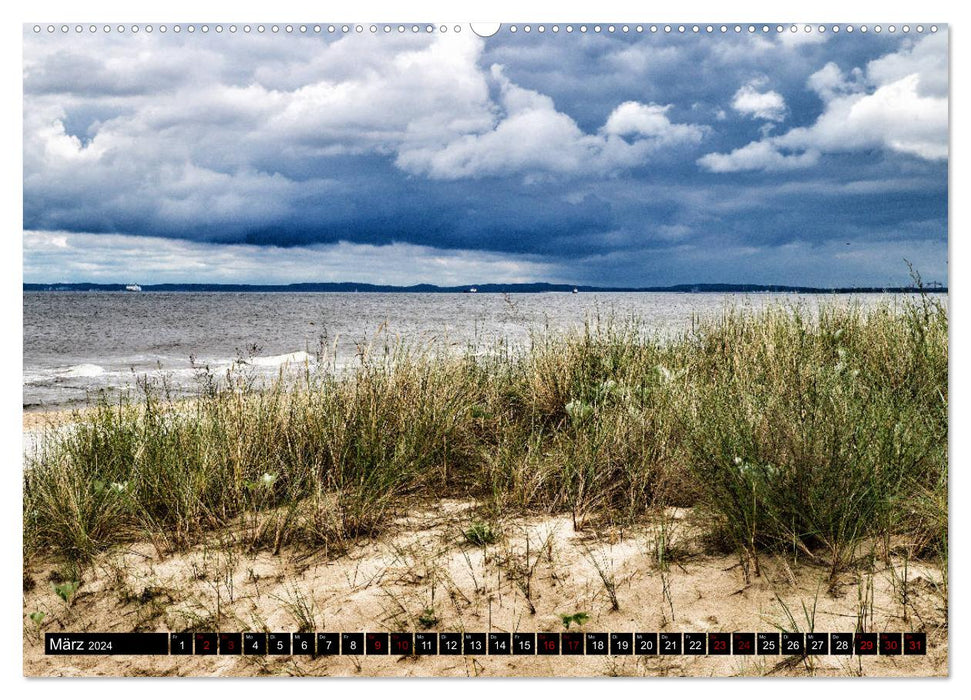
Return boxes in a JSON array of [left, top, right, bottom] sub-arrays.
[[260, 472, 278, 488]]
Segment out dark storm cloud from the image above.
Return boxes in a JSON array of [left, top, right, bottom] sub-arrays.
[[22, 25, 948, 286]]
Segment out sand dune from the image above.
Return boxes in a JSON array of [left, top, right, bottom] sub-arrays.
[[23, 501, 947, 677]]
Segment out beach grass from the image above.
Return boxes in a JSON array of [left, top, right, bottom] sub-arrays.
[[23, 294, 947, 578]]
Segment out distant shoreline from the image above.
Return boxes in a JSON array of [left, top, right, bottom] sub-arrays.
[[23, 282, 948, 294]]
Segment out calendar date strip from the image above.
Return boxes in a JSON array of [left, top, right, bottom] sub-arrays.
[[44, 631, 926, 657]]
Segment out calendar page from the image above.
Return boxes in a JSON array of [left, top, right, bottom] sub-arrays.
[[22, 20, 948, 678]]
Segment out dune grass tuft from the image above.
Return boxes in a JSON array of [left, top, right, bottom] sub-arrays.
[[23, 295, 947, 577]]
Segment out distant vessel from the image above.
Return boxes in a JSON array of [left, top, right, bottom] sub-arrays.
[[572, 288, 579, 294], [466, 287, 478, 294], [125, 284, 142, 292]]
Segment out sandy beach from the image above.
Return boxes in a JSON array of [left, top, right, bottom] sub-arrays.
[[23, 499, 947, 677]]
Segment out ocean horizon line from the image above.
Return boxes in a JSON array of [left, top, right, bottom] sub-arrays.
[[23, 281, 948, 294]]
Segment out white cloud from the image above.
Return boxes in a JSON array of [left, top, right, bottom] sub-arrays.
[[603, 101, 706, 143], [699, 141, 819, 173], [24, 33, 497, 197], [699, 33, 948, 172], [731, 79, 787, 122], [23, 230, 557, 286], [867, 32, 948, 97], [806, 62, 865, 101], [24, 29, 708, 235], [775, 74, 947, 161], [395, 68, 706, 180]]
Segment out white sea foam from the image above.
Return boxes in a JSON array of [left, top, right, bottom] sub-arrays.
[[62, 363, 106, 378], [246, 351, 315, 368], [22, 372, 47, 385]]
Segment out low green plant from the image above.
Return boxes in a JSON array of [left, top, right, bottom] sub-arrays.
[[28, 611, 46, 625], [463, 521, 498, 546], [560, 611, 589, 629], [53, 580, 80, 604], [418, 608, 439, 629]]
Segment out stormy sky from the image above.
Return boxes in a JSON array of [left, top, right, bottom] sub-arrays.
[[23, 25, 948, 287]]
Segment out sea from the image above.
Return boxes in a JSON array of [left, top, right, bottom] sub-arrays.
[[23, 291, 915, 411]]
